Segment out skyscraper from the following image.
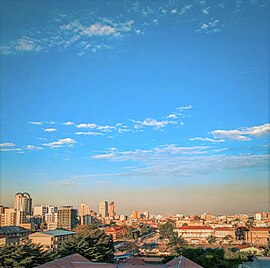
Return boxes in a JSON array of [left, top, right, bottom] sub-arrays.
[[14, 192, 32, 215], [109, 202, 116, 218], [78, 203, 91, 217], [99, 201, 108, 218], [57, 206, 77, 230]]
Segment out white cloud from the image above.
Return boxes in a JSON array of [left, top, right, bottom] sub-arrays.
[[189, 137, 225, 143], [211, 123, 270, 141], [44, 128, 57, 132], [131, 118, 170, 129], [64, 121, 75, 126], [26, 145, 43, 151], [97, 125, 116, 132], [82, 24, 119, 37], [29, 121, 42, 125], [177, 105, 192, 111], [196, 19, 221, 33], [76, 123, 97, 129], [0, 148, 22, 152], [166, 113, 178, 119], [15, 37, 41, 52], [75, 132, 103, 136], [0, 143, 16, 147], [43, 138, 77, 148], [91, 145, 208, 161], [91, 153, 116, 159]]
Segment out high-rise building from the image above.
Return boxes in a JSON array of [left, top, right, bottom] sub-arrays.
[[57, 206, 77, 230], [14, 192, 32, 216], [109, 202, 116, 218], [132, 210, 141, 219], [3, 208, 17, 226], [78, 203, 91, 217], [143, 211, 150, 219], [99, 201, 108, 218]]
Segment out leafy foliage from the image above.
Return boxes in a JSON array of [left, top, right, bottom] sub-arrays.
[[58, 224, 114, 262], [0, 240, 49, 268], [158, 221, 174, 239]]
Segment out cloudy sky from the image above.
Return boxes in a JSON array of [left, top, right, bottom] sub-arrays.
[[0, 0, 269, 215]]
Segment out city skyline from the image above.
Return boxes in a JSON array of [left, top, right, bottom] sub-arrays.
[[0, 0, 269, 214]]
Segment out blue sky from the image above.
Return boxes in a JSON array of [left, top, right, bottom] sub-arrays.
[[0, 0, 269, 215]]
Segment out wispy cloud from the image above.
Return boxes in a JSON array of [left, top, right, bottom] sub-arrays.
[[211, 123, 270, 141], [0, 143, 16, 147], [44, 128, 57, 132], [29, 121, 42, 125], [64, 121, 75, 126], [26, 145, 43, 151], [189, 137, 225, 143], [91, 145, 209, 161], [43, 138, 77, 148], [76, 123, 97, 129], [177, 105, 192, 111], [75, 131, 103, 136], [91, 144, 269, 178], [130, 118, 171, 129], [15, 37, 41, 52], [0, 148, 22, 152], [196, 19, 221, 33]]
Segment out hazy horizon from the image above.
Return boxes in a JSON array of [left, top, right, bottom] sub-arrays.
[[0, 0, 269, 215]]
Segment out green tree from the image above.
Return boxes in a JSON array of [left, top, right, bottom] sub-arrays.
[[169, 232, 187, 255], [207, 235, 217, 245], [159, 222, 174, 239], [58, 224, 114, 262], [0, 240, 47, 268]]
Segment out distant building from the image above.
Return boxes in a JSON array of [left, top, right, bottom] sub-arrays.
[[143, 211, 150, 219], [176, 226, 214, 244], [14, 192, 32, 216], [82, 215, 93, 225], [109, 202, 116, 218], [29, 229, 75, 251], [78, 203, 91, 217], [99, 201, 108, 218], [246, 227, 270, 246], [57, 206, 77, 230], [2, 208, 17, 226], [132, 210, 141, 219]]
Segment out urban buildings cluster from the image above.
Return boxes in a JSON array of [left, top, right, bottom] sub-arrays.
[[0, 192, 270, 255]]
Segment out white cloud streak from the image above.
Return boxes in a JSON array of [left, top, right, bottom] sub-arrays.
[[43, 138, 77, 148], [211, 123, 270, 141], [0, 143, 16, 147], [44, 128, 57, 132]]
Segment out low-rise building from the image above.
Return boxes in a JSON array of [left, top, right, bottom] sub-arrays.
[[0, 226, 31, 246], [29, 229, 75, 250], [246, 227, 270, 246], [176, 226, 214, 244]]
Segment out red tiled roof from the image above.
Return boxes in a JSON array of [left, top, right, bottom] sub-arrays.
[[178, 226, 213, 230], [250, 227, 270, 231], [214, 227, 234, 231]]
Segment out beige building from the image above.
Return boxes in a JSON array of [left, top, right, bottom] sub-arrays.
[[246, 227, 270, 246], [57, 206, 77, 230], [3, 208, 17, 226], [99, 201, 109, 218], [214, 227, 235, 243], [29, 230, 75, 250], [78, 203, 91, 217], [176, 226, 214, 244], [0, 226, 31, 247], [109, 202, 116, 218]]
